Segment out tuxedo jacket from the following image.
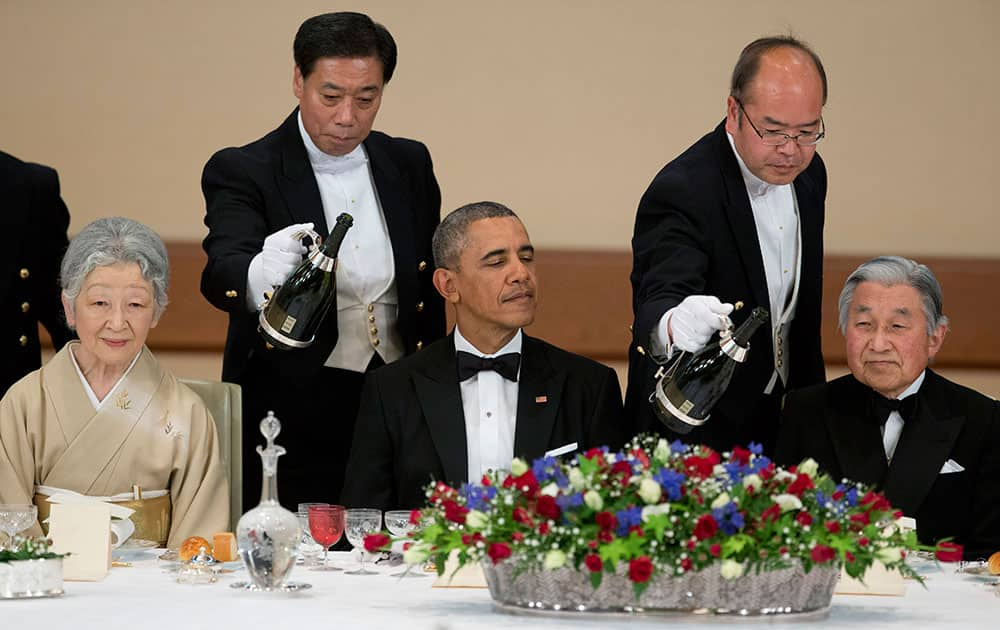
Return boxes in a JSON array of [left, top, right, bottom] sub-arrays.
[[0, 151, 73, 396], [200, 109, 445, 385], [775, 370, 1000, 559], [340, 334, 630, 510], [625, 121, 826, 453]]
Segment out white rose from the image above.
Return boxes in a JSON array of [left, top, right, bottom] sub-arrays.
[[584, 490, 603, 511], [403, 543, 431, 565], [742, 474, 762, 492], [641, 504, 671, 522], [638, 478, 662, 504], [543, 549, 567, 570], [510, 458, 529, 476], [540, 482, 560, 497], [654, 438, 671, 461], [798, 458, 819, 477], [720, 559, 744, 579], [713, 464, 727, 476], [876, 547, 903, 566], [710, 492, 731, 509], [568, 468, 586, 491], [774, 470, 797, 484], [465, 509, 488, 529], [773, 494, 802, 512]]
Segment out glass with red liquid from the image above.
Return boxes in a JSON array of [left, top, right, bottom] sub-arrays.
[[308, 504, 346, 571]]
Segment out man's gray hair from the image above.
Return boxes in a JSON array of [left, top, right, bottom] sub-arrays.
[[837, 255, 948, 336], [432, 201, 518, 270], [61, 217, 170, 319]]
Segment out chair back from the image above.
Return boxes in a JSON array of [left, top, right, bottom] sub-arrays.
[[179, 378, 242, 530]]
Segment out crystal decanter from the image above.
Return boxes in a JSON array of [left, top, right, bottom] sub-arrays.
[[233, 412, 305, 591]]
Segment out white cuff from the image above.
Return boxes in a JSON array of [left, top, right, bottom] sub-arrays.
[[650, 306, 679, 361], [245, 252, 269, 312]]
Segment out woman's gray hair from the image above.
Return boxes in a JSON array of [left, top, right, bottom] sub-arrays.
[[61, 217, 169, 319], [837, 255, 948, 335]]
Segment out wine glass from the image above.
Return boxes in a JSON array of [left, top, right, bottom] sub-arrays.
[[0, 504, 38, 551], [384, 510, 426, 578], [308, 504, 346, 571], [344, 508, 382, 576], [297, 502, 327, 567]]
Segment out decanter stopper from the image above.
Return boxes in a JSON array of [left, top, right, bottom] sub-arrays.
[[257, 411, 286, 477]]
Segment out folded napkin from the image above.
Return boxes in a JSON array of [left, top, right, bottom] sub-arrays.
[[37, 486, 167, 549], [432, 550, 488, 588]]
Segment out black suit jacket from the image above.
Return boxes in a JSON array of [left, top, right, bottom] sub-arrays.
[[200, 110, 445, 384], [775, 371, 1000, 559], [625, 121, 826, 453], [341, 333, 630, 510], [0, 151, 73, 396]]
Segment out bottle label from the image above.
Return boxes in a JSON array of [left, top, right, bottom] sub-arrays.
[[280, 315, 297, 334]]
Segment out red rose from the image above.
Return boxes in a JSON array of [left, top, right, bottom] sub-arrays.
[[480, 474, 492, 486], [538, 522, 551, 535], [761, 503, 782, 523], [583, 448, 605, 464], [512, 507, 533, 525], [511, 470, 540, 498], [680, 557, 693, 571], [730, 446, 751, 465], [858, 537, 869, 547], [845, 551, 855, 563], [849, 512, 870, 526], [512, 531, 524, 542], [587, 540, 598, 549], [596, 511, 617, 531], [709, 543, 721, 557], [584, 553, 603, 572], [861, 491, 892, 512], [409, 509, 422, 526], [935, 542, 963, 563], [443, 500, 468, 524], [629, 556, 654, 583], [787, 473, 815, 497], [364, 533, 390, 553], [684, 456, 715, 479], [779, 546, 788, 555], [824, 521, 841, 534], [795, 511, 813, 526], [686, 539, 696, 550], [487, 542, 512, 564], [810, 544, 836, 563], [693, 514, 718, 541], [631, 448, 650, 468], [611, 460, 633, 481], [536, 495, 561, 521], [598, 529, 614, 543], [758, 462, 775, 480], [461, 533, 483, 546], [831, 489, 845, 501]]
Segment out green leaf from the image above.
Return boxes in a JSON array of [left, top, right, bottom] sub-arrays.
[[599, 538, 631, 566], [589, 570, 603, 589]]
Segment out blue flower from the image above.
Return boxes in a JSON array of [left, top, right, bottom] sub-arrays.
[[556, 492, 584, 511], [615, 506, 643, 537], [670, 440, 688, 455], [845, 487, 859, 507], [653, 467, 686, 500], [532, 456, 570, 488], [748, 442, 763, 455], [711, 502, 745, 536], [750, 455, 772, 474], [460, 483, 496, 511]]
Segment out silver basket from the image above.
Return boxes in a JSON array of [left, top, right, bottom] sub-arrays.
[[482, 558, 838, 617]]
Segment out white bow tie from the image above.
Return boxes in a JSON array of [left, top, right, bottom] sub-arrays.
[[309, 150, 369, 176]]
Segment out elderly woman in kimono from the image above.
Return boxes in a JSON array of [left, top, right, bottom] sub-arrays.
[[0, 217, 228, 548]]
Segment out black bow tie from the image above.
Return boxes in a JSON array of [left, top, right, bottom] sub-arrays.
[[870, 392, 918, 425], [456, 351, 521, 382]]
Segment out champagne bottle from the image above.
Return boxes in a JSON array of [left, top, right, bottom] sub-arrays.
[[258, 213, 354, 350], [652, 306, 769, 434]]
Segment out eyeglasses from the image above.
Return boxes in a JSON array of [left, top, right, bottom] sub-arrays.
[[736, 99, 825, 147]]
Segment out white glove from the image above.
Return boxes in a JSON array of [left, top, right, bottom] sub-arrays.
[[246, 222, 313, 310], [667, 295, 734, 353]]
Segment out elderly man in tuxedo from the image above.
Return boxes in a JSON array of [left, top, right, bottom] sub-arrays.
[[776, 256, 1000, 559], [200, 12, 444, 510], [341, 202, 629, 510], [626, 36, 829, 455]]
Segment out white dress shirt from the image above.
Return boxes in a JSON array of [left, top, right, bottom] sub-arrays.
[[883, 371, 925, 462], [454, 326, 522, 482], [297, 114, 403, 372]]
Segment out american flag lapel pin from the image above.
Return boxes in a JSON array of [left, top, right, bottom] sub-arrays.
[[535, 395, 548, 404]]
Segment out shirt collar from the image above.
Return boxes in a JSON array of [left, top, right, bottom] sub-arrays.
[[726, 132, 788, 198], [894, 370, 926, 400], [454, 326, 523, 358], [297, 110, 368, 175]]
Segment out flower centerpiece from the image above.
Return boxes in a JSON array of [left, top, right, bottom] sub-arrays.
[[367, 435, 958, 615], [0, 537, 66, 599]]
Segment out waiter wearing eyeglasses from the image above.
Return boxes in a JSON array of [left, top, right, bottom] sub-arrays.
[[626, 36, 829, 455]]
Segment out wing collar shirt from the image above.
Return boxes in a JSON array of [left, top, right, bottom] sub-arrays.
[[454, 326, 522, 483], [298, 113, 403, 372], [727, 132, 800, 393], [882, 370, 925, 463]]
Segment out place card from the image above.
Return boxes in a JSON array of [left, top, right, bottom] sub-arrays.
[[48, 503, 112, 581], [835, 563, 906, 596], [432, 550, 488, 588]]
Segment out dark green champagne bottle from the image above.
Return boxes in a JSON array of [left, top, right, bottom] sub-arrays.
[[258, 213, 354, 350], [652, 306, 769, 434]]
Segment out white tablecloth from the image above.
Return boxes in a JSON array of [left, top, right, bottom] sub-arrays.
[[3, 551, 997, 629]]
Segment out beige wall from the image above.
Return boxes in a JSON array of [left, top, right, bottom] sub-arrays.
[[1, 0, 996, 256]]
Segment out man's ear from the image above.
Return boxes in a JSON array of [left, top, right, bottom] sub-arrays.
[[433, 268, 460, 304], [293, 65, 304, 100], [724, 95, 741, 135], [926, 322, 948, 361]]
